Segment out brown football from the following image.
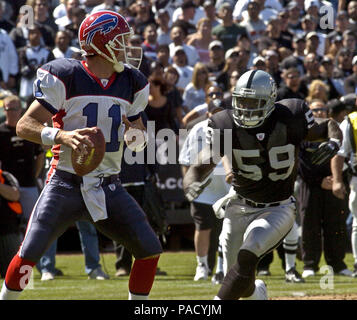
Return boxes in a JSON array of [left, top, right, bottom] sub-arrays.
[[71, 127, 106, 176]]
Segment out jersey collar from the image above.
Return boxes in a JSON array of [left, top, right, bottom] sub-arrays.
[[81, 60, 117, 90]]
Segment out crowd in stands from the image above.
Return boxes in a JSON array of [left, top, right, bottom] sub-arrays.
[[2, 0, 357, 282]]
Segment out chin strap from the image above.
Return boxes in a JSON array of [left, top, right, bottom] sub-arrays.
[[113, 61, 124, 73]]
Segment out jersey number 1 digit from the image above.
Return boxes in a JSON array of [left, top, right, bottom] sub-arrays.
[[83, 102, 121, 152]]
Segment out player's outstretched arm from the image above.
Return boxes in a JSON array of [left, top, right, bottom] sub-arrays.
[[17, 99, 96, 155]]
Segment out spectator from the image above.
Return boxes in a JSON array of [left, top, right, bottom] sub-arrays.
[[146, 75, 178, 134], [215, 47, 244, 92], [10, 0, 56, 49], [320, 56, 344, 98], [264, 16, 292, 50], [298, 101, 352, 278], [0, 1, 15, 33], [280, 34, 306, 75], [172, 0, 205, 27], [300, 53, 323, 90], [287, 1, 303, 34], [55, 0, 80, 31], [202, 0, 220, 28], [326, 11, 350, 50], [347, 0, 357, 37], [305, 79, 330, 104], [0, 95, 44, 231], [132, 0, 156, 37], [128, 34, 151, 78], [171, 46, 194, 93], [18, 23, 55, 102], [305, 31, 321, 56], [264, 49, 281, 86], [156, 44, 171, 68], [239, 0, 266, 51], [155, 9, 171, 46], [232, 0, 282, 23], [277, 67, 306, 100], [52, 30, 80, 59], [212, 2, 247, 52], [63, 6, 86, 48], [186, 17, 213, 64], [169, 25, 199, 67], [205, 40, 225, 83], [91, 0, 122, 13], [164, 65, 184, 125], [333, 47, 354, 80], [32, 0, 58, 38], [0, 165, 22, 279], [142, 23, 158, 62], [172, 1, 197, 36], [0, 28, 18, 91], [342, 30, 357, 56], [182, 84, 224, 127], [345, 55, 357, 94], [300, 15, 326, 57], [278, 9, 294, 47], [183, 62, 211, 112], [223, 69, 239, 105], [328, 98, 353, 124], [149, 61, 164, 78]]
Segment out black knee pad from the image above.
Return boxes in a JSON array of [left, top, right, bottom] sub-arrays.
[[217, 249, 259, 299], [237, 249, 259, 276]]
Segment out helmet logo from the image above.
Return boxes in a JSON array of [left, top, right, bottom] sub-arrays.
[[83, 14, 119, 44]]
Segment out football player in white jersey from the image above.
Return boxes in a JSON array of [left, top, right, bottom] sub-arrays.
[[0, 11, 162, 300]]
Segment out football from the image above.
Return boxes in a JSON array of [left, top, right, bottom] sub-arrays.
[[71, 127, 106, 176]]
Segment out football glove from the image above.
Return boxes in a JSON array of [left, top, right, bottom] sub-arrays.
[[310, 139, 340, 166], [184, 177, 212, 202]]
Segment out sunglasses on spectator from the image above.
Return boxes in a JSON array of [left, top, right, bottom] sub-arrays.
[[286, 74, 299, 79], [311, 108, 328, 112], [208, 92, 223, 97]]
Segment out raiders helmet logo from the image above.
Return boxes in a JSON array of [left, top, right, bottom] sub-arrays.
[[256, 133, 265, 141]]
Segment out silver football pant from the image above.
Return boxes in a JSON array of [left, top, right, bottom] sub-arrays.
[[219, 197, 296, 275], [349, 176, 357, 263]]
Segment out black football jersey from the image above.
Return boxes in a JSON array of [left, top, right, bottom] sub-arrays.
[[207, 99, 315, 203]]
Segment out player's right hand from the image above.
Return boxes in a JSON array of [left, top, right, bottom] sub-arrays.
[[184, 178, 212, 202], [55, 127, 96, 155]]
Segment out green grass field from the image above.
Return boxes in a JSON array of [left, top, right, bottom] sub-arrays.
[[2, 251, 357, 300]]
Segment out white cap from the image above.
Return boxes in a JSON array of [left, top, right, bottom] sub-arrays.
[[209, 40, 224, 50]]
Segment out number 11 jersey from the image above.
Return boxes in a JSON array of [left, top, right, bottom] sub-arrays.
[[34, 58, 149, 177]]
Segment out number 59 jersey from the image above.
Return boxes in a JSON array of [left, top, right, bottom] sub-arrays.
[[207, 99, 315, 203], [34, 58, 149, 176]]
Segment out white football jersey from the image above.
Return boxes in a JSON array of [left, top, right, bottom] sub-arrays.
[[34, 58, 149, 177]]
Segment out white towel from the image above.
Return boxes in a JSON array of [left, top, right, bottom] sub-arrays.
[[212, 187, 237, 219], [80, 176, 108, 222]]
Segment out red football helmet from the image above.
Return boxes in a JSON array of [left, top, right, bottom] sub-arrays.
[[78, 11, 142, 72]]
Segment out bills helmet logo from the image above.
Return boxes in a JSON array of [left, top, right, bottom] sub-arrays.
[[83, 13, 119, 44]]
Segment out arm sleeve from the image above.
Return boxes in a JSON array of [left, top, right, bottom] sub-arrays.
[[33, 68, 66, 114], [127, 82, 149, 119], [338, 119, 352, 158]]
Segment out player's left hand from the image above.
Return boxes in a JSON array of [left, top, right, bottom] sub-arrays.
[[310, 139, 340, 166], [184, 177, 212, 202]]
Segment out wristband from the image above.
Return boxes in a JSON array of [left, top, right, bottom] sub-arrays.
[[41, 127, 60, 145]]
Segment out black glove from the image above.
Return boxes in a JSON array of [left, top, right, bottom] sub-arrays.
[[310, 139, 340, 166], [184, 177, 212, 202]]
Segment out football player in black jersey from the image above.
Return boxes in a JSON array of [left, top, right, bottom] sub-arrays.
[[183, 70, 342, 300]]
